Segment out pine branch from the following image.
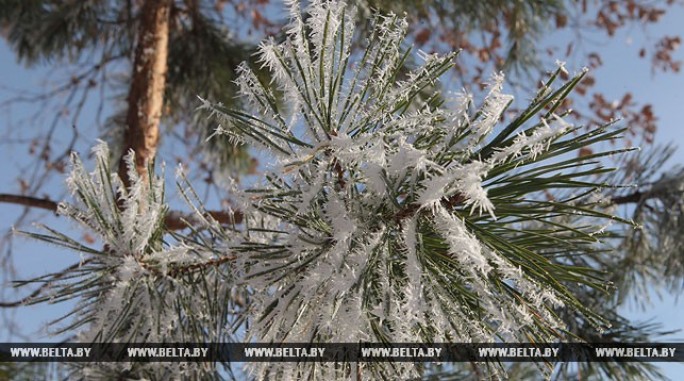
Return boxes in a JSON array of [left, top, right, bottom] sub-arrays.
[[139, 253, 237, 278], [611, 190, 644, 205], [163, 209, 244, 229], [0, 193, 243, 229], [393, 193, 466, 223]]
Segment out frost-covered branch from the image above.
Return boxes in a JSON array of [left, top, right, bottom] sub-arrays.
[[11, 143, 241, 379], [7, 1, 670, 380], [198, 1, 639, 379]]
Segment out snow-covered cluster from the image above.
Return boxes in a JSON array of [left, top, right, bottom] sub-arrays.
[[203, 0, 601, 378], [33, 0, 624, 379], [54, 143, 232, 379]]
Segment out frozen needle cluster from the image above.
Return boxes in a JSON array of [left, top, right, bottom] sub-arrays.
[[27, 143, 235, 379], [202, 0, 627, 378]]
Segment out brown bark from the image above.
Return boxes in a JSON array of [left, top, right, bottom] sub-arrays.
[[609, 191, 644, 205], [0, 194, 59, 212], [0, 194, 243, 230], [118, 0, 172, 189]]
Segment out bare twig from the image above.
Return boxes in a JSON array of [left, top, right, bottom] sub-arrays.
[[610, 191, 645, 205], [393, 192, 467, 223], [165, 254, 236, 278], [164, 210, 244, 230], [0, 193, 243, 230], [0, 194, 59, 212]]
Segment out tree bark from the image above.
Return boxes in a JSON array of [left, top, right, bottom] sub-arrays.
[[0, 193, 244, 230], [118, 0, 172, 189]]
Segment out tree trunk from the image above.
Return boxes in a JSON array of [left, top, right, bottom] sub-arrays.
[[118, 0, 172, 189]]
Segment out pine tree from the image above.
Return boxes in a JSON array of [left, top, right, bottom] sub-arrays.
[[9, 1, 676, 380]]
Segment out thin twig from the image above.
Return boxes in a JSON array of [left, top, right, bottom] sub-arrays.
[[0, 193, 243, 230], [610, 190, 644, 205], [0, 194, 59, 212], [393, 192, 467, 223], [134, 253, 236, 278]]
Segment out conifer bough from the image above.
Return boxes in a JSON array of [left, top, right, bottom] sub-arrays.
[[15, 0, 640, 379], [201, 0, 634, 378]]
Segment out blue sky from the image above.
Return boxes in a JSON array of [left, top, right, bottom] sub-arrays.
[[0, 4, 683, 378]]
